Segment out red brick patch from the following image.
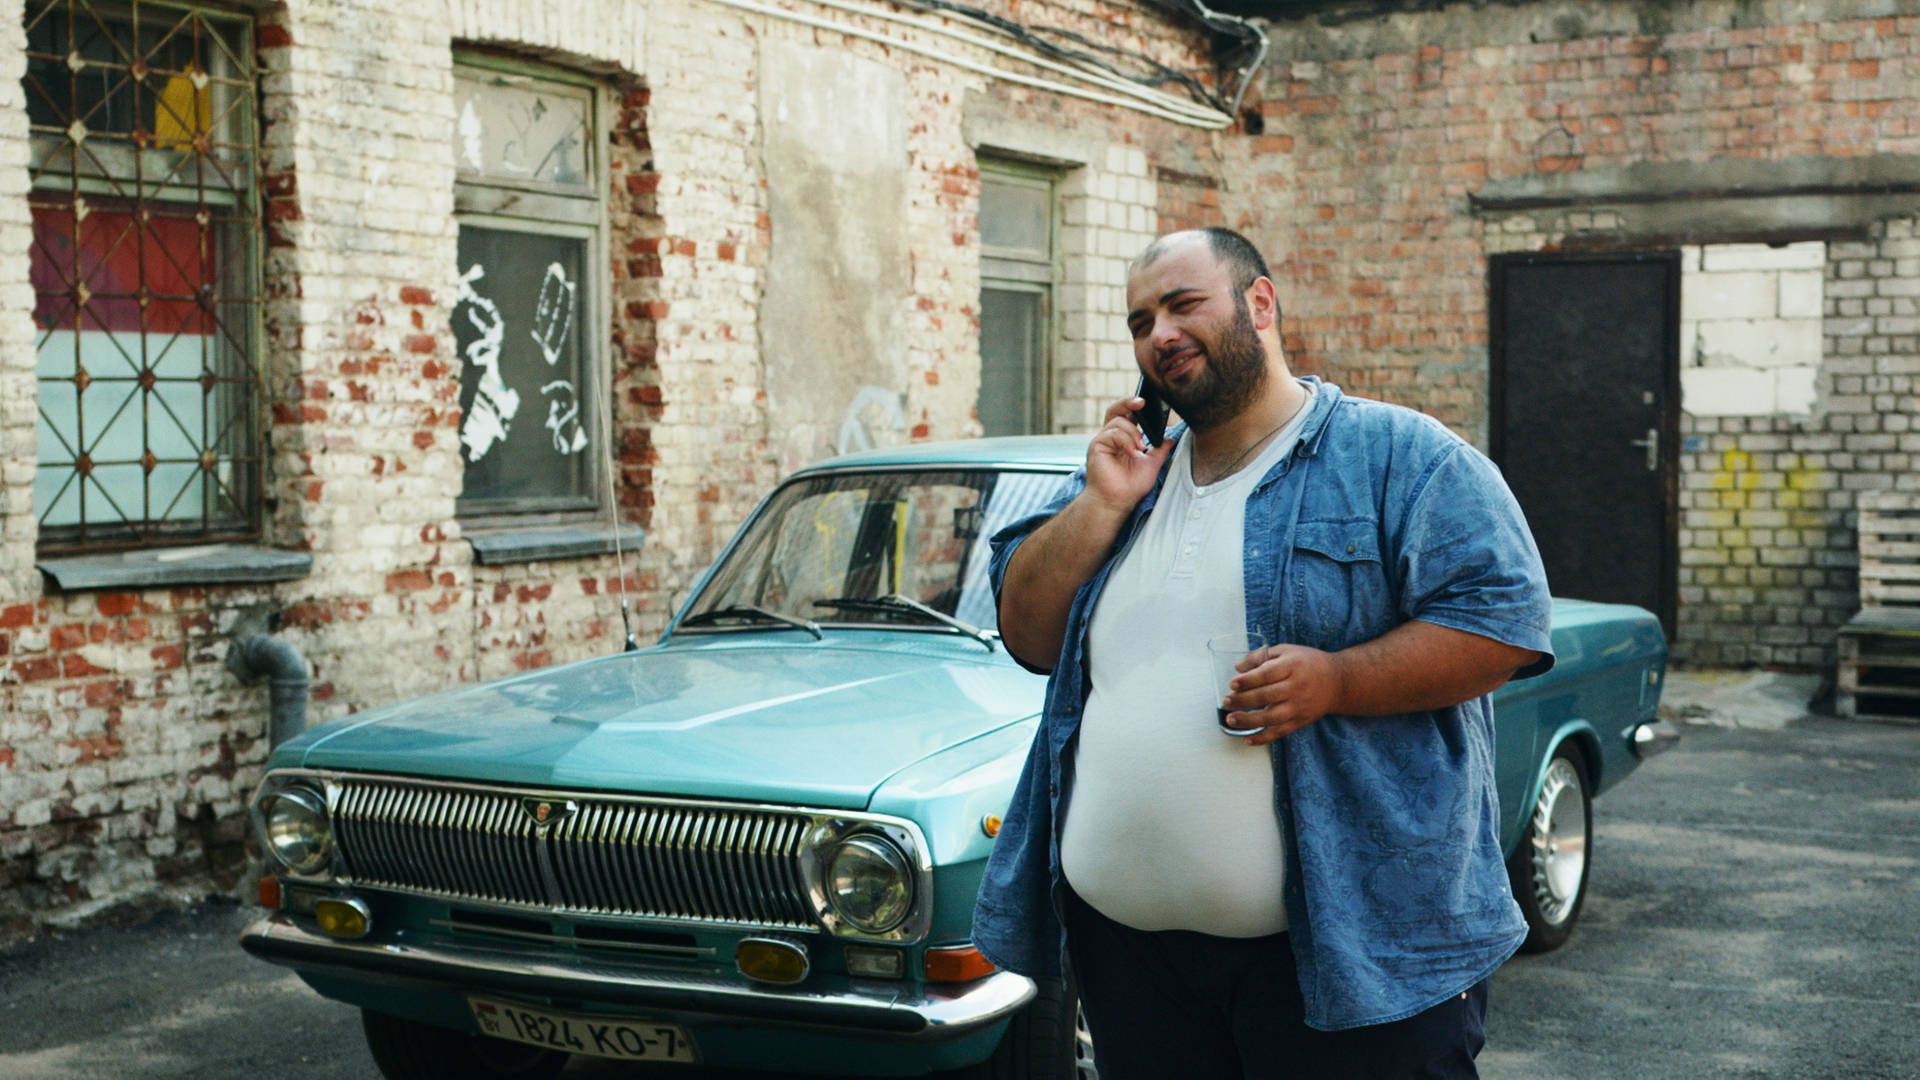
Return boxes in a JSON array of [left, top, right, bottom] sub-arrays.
[[386, 570, 432, 592], [96, 594, 138, 617]]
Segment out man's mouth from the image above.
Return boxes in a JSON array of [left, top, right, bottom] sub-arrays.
[[1159, 346, 1202, 381]]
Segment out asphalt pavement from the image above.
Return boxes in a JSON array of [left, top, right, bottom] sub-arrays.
[[1, 709, 1915, 1080]]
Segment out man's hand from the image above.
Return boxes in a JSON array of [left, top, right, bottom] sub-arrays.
[[1219, 644, 1343, 746], [1219, 621, 1543, 746], [1084, 397, 1175, 514]]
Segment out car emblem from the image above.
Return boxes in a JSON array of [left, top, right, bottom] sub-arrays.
[[522, 797, 575, 826]]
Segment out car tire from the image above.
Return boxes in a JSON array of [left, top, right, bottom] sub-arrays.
[[948, 976, 1090, 1080], [1507, 741, 1593, 954], [361, 1009, 569, 1080]]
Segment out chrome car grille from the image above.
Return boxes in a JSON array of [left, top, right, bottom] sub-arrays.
[[333, 778, 818, 930]]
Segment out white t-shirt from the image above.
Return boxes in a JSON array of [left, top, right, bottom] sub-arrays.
[[1059, 396, 1314, 937]]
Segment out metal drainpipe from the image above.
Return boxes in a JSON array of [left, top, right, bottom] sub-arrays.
[[227, 633, 310, 749]]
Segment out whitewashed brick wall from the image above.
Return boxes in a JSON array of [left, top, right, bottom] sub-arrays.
[[0, 0, 32, 603], [0, 0, 1219, 938], [1056, 147, 1159, 432]]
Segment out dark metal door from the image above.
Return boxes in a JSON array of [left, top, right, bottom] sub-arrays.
[[1490, 252, 1679, 633]]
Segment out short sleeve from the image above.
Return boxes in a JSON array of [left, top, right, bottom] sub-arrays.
[[985, 469, 1085, 676], [1396, 445, 1555, 679]]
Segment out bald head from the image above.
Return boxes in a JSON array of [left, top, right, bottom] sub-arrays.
[[1134, 227, 1272, 300]]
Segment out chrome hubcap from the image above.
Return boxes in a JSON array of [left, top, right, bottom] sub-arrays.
[[1075, 1000, 1098, 1080], [1529, 757, 1588, 925]]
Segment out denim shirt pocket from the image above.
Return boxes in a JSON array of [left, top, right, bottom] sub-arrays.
[[1289, 519, 1392, 651]]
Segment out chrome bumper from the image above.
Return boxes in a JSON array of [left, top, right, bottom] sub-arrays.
[[240, 914, 1033, 1040], [1631, 721, 1680, 759]]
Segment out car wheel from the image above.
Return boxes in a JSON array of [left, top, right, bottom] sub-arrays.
[[1507, 742, 1593, 954], [361, 1009, 568, 1080], [948, 976, 1090, 1080]]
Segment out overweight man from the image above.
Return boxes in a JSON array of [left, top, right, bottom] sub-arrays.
[[970, 228, 1555, 1079]]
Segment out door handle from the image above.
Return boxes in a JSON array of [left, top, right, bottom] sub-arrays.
[[1628, 428, 1658, 472]]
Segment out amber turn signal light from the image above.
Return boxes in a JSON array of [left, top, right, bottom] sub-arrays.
[[257, 876, 282, 909], [313, 897, 371, 940], [736, 938, 810, 985], [924, 944, 996, 983]]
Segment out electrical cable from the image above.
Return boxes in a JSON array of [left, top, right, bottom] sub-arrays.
[[894, 0, 1220, 107], [769, 0, 1228, 124], [701, 0, 1236, 128]]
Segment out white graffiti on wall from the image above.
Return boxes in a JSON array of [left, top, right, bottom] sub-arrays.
[[834, 385, 907, 456], [531, 263, 575, 366], [542, 379, 588, 453], [457, 99, 485, 172], [457, 262, 517, 462], [457, 259, 588, 464]]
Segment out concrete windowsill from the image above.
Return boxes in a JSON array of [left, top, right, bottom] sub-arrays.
[[38, 545, 314, 591], [465, 523, 646, 565]]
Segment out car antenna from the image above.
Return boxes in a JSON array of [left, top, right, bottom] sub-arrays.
[[606, 438, 640, 652]]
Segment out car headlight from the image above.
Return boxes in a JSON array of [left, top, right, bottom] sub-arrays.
[[826, 835, 913, 933], [263, 787, 332, 875]]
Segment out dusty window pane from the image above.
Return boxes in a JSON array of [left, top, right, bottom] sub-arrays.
[[978, 286, 1046, 437], [455, 72, 592, 190], [980, 175, 1050, 259]]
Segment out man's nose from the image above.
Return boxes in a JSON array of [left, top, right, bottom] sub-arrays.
[[1148, 318, 1185, 354]]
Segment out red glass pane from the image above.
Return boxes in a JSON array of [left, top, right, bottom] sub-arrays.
[[31, 202, 214, 336]]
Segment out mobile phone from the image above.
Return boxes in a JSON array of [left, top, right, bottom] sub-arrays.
[[1133, 375, 1169, 447]]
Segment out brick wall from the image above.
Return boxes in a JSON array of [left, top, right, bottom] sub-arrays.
[[0, 0, 1221, 937], [1673, 218, 1920, 667], [1224, 0, 1920, 669], [0, 1, 33, 600]]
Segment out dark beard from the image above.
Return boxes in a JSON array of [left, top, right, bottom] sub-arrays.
[[1153, 294, 1268, 432]]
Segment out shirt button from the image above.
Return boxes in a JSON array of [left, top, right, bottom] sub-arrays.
[[1346, 542, 1356, 554]]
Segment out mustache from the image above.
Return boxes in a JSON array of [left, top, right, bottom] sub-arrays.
[[1155, 343, 1203, 374]]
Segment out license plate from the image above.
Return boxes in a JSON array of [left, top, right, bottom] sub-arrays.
[[468, 997, 699, 1064]]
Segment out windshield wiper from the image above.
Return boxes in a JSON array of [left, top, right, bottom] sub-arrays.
[[812, 594, 996, 651], [679, 604, 823, 640]]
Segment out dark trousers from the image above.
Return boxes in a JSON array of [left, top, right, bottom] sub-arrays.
[[1062, 888, 1489, 1080]]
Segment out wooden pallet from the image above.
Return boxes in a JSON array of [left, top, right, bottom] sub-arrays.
[[1838, 491, 1920, 719]]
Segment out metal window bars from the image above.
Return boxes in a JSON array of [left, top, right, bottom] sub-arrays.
[[24, 0, 263, 552]]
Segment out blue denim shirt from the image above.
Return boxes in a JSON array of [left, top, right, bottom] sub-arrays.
[[970, 379, 1555, 1031]]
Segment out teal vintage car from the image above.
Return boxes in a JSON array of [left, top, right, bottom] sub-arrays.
[[240, 436, 1674, 1079]]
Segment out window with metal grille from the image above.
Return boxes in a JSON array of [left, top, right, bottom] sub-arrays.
[[25, 0, 262, 553], [451, 57, 605, 520], [978, 162, 1056, 438]]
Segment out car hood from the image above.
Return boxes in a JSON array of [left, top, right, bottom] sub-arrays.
[[291, 636, 1046, 810]]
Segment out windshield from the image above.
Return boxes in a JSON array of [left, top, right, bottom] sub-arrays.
[[682, 468, 1072, 635]]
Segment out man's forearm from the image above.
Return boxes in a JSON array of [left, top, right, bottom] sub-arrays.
[[998, 493, 1134, 670], [1330, 620, 1540, 716], [1224, 619, 1543, 745]]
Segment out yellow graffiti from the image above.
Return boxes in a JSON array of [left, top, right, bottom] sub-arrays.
[[1702, 449, 1829, 549]]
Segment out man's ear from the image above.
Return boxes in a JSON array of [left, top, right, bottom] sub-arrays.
[[1246, 277, 1279, 332]]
